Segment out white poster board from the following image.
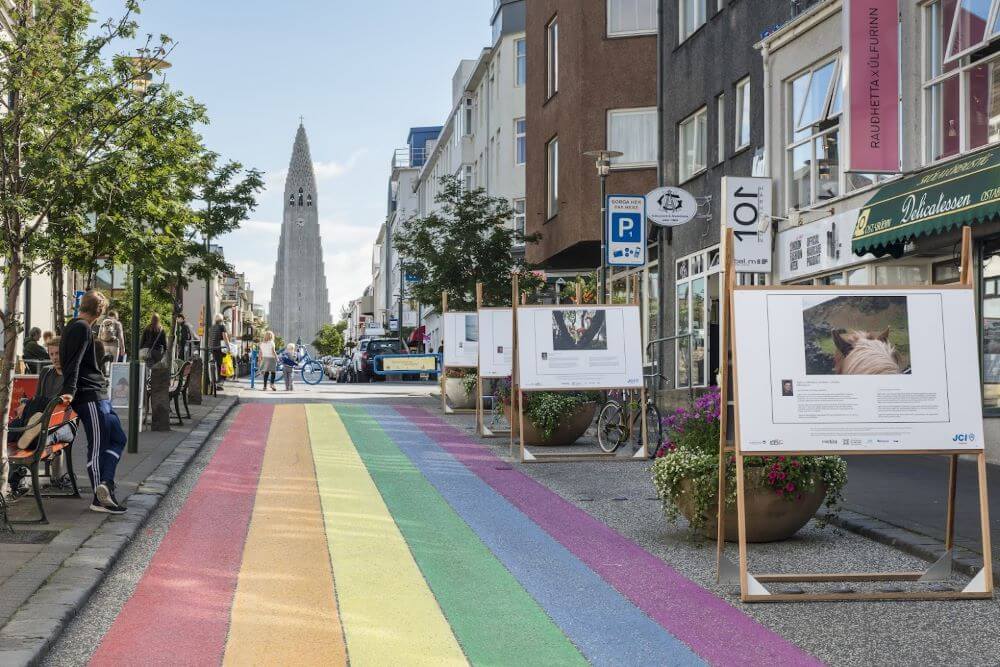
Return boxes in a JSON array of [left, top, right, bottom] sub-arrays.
[[479, 309, 513, 378], [733, 288, 984, 452], [109, 361, 145, 411], [443, 312, 479, 368], [722, 176, 772, 272], [516, 305, 643, 390]]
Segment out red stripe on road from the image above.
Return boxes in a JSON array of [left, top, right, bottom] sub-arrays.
[[89, 404, 273, 666]]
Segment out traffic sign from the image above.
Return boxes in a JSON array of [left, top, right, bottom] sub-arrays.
[[606, 195, 646, 267], [645, 186, 697, 227]]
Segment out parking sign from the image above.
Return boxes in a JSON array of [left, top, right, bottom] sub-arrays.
[[607, 195, 646, 267]]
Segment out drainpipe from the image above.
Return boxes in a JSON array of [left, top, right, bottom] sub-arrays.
[[761, 43, 771, 179]]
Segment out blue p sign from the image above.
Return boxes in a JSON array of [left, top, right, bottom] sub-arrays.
[[612, 213, 642, 242]]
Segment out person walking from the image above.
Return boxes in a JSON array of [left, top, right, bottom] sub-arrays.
[[139, 313, 167, 366], [98, 310, 126, 363], [279, 343, 298, 391], [259, 331, 278, 391], [207, 314, 230, 390], [60, 289, 128, 515], [175, 314, 193, 360]]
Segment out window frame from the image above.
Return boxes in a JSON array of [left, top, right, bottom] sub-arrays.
[[515, 118, 527, 166], [607, 106, 658, 169], [547, 136, 559, 218], [515, 38, 527, 87], [679, 0, 707, 43], [943, 0, 1000, 64], [716, 93, 726, 164], [734, 76, 751, 151], [513, 198, 526, 245], [607, 0, 658, 38], [547, 17, 559, 98], [678, 106, 708, 182]]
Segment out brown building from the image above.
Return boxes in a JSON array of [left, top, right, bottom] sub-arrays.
[[525, 0, 659, 271]]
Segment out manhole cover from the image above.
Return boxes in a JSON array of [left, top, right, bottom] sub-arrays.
[[0, 529, 60, 545]]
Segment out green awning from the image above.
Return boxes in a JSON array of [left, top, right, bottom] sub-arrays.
[[852, 147, 1000, 255]]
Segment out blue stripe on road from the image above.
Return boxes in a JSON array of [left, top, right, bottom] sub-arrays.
[[362, 405, 704, 667]]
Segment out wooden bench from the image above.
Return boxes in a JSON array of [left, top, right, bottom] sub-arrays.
[[6, 397, 80, 524], [170, 361, 193, 425]]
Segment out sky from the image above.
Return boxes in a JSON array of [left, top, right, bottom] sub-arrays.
[[91, 0, 493, 317]]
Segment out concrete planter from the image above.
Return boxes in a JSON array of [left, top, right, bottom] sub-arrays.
[[676, 470, 826, 543], [444, 377, 476, 410], [507, 401, 598, 446]]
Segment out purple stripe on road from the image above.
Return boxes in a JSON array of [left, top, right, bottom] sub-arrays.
[[394, 405, 821, 667]]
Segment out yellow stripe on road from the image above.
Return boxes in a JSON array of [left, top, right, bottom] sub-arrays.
[[224, 405, 347, 665], [306, 404, 467, 666]]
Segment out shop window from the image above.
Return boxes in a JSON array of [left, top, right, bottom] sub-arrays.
[[875, 265, 931, 286], [982, 239, 1000, 407], [675, 247, 720, 388], [924, 0, 1000, 164]]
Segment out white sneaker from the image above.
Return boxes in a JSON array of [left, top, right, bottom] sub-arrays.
[[95, 482, 112, 506]]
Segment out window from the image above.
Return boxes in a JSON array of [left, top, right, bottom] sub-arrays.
[[734, 77, 750, 150], [675, 247, 721, 388], [515, 39, 526, 86], [513, 198, 526, 244], [716, 93, 726, 164], [678, 107, 708, 181], [547, 137, 559, 217], [608, 107, 658, 167], [298, 187, 304, 206], [680, 0, 706, 41], [944, 0, 1000, 62], [924, 0, 1000, 164], [463, 165, 473, 192], [608, 0, 657, 36], [306, 194, 313, 207], [547, 17, 559, 97], [515, 118, 527, 165], [786, 57, 842, 208]]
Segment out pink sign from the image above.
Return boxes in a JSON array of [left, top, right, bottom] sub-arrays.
[[846, 0, 900, 173]]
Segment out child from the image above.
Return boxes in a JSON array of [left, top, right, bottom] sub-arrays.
[[279, 343, 298, 391]]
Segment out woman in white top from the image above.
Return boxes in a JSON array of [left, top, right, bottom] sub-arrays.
[[258, 331, 278, 391]]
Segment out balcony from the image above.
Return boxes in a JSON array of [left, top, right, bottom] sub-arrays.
[[392, 146, 429, 170], [790, 0, 826, 17]]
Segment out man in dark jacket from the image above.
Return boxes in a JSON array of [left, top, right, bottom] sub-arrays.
[[22, 327, 49, 373], [60, 289, 127, 515], [175, 314, 193, 360]]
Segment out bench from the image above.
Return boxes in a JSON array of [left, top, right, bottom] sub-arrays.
[[170, 361, 193, 424], [6, 397, 80, 524]]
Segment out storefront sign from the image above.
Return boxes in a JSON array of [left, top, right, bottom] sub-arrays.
[[853, 148, 1000, 254], [606, 195, 646, 267], [722, 177, 773, 272], [645, 186, 697, 227], [778, 210, 875, 282], [844, 0, 900, 173]]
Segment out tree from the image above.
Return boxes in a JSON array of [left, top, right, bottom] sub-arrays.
[[0, 1, 190, 493], [394, 175, 541, 310], [312, 321, 347, 357]]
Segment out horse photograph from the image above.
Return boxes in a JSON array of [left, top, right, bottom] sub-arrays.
[[801, 295, 911, 375]]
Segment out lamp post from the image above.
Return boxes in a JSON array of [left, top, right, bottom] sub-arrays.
[[126, 55, 170, 455], [398, 261, 405, 346], [583, 150, 623, 305], [203, 227, 212, 395]]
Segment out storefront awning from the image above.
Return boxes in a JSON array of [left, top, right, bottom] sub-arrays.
[[852, 147, 1000, 256]]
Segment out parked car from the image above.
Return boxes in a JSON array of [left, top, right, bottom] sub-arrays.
[[324, 357, 345, 380], [351, 338, 409, 382]]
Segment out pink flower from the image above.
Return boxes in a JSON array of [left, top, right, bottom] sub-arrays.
[[786, 483, 795, 492]]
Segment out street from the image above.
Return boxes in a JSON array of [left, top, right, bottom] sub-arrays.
[[38, 386, 1000, 666]]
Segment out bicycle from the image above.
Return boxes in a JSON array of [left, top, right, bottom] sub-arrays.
[[596, 374, 664, 457], [293, 348, 325, 386]]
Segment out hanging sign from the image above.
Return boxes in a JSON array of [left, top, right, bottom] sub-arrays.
[[844, 0, 900, 173], [722, 176, 773, 272], [606, 195, 646, 267], [645, 186, 698, 227]]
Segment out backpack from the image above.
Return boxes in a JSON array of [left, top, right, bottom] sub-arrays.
[[99, 318, 119, 344]]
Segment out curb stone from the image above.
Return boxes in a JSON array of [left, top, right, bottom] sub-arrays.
[[821, 508, 999, 585], [0, 396, 239, 666]]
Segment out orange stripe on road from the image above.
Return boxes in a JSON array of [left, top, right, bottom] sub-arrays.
[[223, 404, 347, 665]]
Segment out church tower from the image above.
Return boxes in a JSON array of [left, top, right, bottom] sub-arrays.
[[269, 123, 332, 347]]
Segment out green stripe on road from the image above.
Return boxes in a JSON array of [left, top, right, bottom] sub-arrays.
[[334, 404, 586, 667]]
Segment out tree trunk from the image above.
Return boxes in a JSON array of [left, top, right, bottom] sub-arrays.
[[51, 257, 66, 333], [0, 251, 24, 497]]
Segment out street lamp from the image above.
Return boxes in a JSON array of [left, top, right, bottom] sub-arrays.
[[126, 55, 170, 454], [583, 150, 623, 305]]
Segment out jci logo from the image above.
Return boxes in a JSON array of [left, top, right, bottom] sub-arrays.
[[953, 433, 976, 443]]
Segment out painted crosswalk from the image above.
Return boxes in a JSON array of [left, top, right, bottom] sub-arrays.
[[89, 402, 819, 666]]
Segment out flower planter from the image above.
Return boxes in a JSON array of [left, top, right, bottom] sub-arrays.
[[444, 377, 476, 410], [675, 471, 826, 543], [506, 401, 597, 446]]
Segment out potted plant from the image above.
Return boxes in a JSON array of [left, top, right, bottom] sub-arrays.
[[651, 387, 847, 542], [495, 378, 598, 446], [444, 369, 478, 409]]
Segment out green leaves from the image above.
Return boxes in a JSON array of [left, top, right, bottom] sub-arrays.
[[312, 321, 348, 357], [394, 175, 540, 309]]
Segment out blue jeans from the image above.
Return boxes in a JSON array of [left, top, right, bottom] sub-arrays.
[[73, 399, 127, 491]]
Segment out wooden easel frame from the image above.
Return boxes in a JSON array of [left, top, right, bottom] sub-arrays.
[[716, 226, 994, 602], [440, 290, 477, 415], [509, 273, 650, 464], [476, 282, 512, 438]]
